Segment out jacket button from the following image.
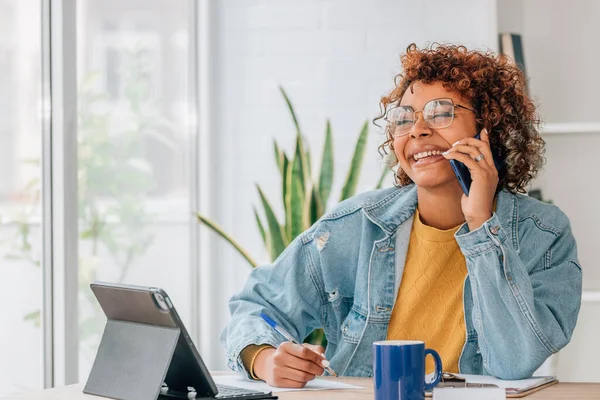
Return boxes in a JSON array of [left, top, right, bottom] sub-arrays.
[[342, 326, 348, 334], [490, 226, 500, 235]]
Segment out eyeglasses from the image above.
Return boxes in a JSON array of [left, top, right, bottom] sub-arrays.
[[385, 98, 475, 137]]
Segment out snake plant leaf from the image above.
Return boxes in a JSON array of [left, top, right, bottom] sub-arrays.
[[339, 120, 369, 201], [293, 133, 310, 193], [290, 137, 307, 239], [279, 86, 301, 135], [302, 184, 313, 231], [254, 207, 267, 249], [257, 185, 289, 260], [309, 186, 324, 225], [283, 156, 292, 238], [318, 120, 334, 208], [283, 155, 292, 239], [305, 145, 312, 181], [274, 140, 285, 175], [375, 167, 390, 189], [195, 213, 258, 268]]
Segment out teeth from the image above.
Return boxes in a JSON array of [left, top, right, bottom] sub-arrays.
[[413, 150, 444, 161]]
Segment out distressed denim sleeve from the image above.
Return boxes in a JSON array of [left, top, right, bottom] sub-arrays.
[[455, 212, 582, 379], [219, 232, 324, 379]]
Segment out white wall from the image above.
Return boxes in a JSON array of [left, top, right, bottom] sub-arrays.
[[498, 0, 600, 382], [522, 0, 600, 290], [203, 0, 498, 369], [523, 0, 600, 382]]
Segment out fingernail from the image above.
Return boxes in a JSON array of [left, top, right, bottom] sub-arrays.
[[452, 141, 460, 146], [442, 150, 450, 155], [321, 353, 326, 357], [321, 359, 330, 368], [482, 128, 488, 135]]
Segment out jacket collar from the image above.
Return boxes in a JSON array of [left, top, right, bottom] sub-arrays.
[[363, 184, 520, 250]]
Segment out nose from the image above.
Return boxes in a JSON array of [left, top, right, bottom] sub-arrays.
[[410, 111, 433, 139]]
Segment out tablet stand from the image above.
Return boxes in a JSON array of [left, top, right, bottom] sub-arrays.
[[84, 319, 181, 400]]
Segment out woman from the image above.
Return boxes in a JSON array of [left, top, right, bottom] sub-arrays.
[[220, 44, 582, 387]]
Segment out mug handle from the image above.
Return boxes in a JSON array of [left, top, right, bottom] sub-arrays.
[[423, 348, 442, 391]]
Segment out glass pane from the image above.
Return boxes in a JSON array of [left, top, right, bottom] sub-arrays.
[[76, 0, 192, 379], [0, 0, 43, 396]]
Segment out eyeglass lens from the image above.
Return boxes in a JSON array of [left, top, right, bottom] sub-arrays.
[[387, 99, 455, 137]]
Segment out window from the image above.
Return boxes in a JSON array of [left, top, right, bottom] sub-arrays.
[[76, 0, 193, 378], [0, 0, 43, 396]]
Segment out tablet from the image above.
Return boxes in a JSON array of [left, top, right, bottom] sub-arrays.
[[89, 282, 276, 399]]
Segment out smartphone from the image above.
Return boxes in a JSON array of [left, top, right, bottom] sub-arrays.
[[449, 133, 505, 196]]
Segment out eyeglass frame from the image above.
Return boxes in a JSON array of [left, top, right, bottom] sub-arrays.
[[384, 97, 476, 137]]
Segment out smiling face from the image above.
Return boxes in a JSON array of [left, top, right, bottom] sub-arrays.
[[391, 81, 478, 191]]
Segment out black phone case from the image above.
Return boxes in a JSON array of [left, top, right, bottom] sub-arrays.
[[449, 133, 505, 196], [449, 158, 473, 195]]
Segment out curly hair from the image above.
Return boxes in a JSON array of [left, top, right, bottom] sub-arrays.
[[377, 43, 545, 193]]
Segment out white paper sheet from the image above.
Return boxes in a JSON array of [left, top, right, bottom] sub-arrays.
[[213, 374, 364, 393]]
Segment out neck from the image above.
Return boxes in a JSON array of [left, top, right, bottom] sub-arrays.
[[416, 183, 465, 230]]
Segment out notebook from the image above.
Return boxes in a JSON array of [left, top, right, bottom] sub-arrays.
[[425, 373, 558, 398]]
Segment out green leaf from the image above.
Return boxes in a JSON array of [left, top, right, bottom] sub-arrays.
[[283, 155, 292, 239], [24, 310, 41, 327], [254, 207, 268, 250], [290, 138, 307, 240], [80, 229, 96, 239], [279, 86, 301, 134], [273, 140, 285, 175], [309, 186, 324, 225], [339, 121, 369, 201], [318, 120, 334, 208], [293, 133, 311, 194], [195, 213, 258, 268], [305, 145, 312, 181], [257, 186, 288, 261], [375, 167, 390, 189], [304, 328, 327, 346]]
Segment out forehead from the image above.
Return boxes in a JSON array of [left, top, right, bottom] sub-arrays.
[[399, 81, 469, 108]]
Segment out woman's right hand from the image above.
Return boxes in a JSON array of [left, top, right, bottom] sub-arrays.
[[253, 342, 326, 388]]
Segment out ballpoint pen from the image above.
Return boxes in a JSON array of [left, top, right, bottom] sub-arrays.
[[260, 313, 338, 377]]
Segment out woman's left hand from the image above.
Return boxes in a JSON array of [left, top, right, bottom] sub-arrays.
[[442, 128, 499, 231]]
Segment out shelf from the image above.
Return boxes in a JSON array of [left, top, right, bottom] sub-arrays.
[[582, 291, 600, 303], [541, 123, 600, 135]]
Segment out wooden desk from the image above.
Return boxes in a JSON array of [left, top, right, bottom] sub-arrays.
[[4, 378, 600, 399]]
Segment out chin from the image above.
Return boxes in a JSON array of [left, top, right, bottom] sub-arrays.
[[409, 174, 457, 190]]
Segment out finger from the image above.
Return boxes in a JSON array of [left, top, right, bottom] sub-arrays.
[[279, 343, 325, 374], [443, 151, 485, 173], [480, 128, 490, 143], [281, 352, 325, 376], [270, 377, 308, 389], [452, 132, 495, 168], [284, 342, 326, 366], [446, 145, 487, 163], [278, 365, 317, 383], [303, 344, 325, 356]]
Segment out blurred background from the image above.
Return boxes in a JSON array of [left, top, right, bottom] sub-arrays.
[[1, 0, 598, 396]]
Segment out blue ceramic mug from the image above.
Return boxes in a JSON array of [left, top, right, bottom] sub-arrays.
[[373, 340, 442, 400]]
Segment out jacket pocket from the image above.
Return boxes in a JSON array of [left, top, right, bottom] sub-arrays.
[[340, 308, 367, 344]]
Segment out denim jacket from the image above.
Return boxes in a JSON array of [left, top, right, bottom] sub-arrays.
[[221, 184, 582, 380]]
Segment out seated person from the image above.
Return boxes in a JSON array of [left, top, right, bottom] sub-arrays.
[[220, 43, 582, 387]]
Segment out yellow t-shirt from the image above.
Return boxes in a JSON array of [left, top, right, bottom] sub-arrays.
[[386, 209, 468, 373]]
